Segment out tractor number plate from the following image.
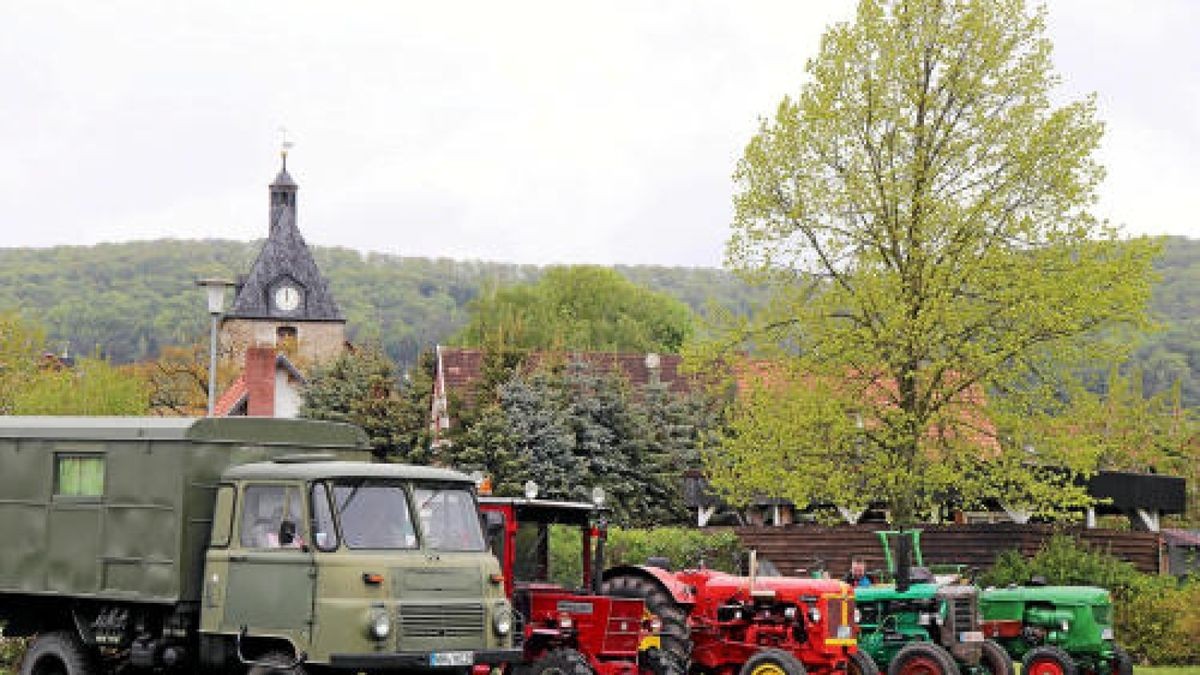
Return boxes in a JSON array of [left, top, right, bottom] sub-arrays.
[[959, 631, 984, 643], [837, 626, 853, 639], [1101, 628, 1114, 641], [431, 651, 474, 667]]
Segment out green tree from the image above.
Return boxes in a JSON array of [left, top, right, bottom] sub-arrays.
[[716, 0, 1158, 524], [13, 357, 149, 415], [457, 266, 695, 353], [0, 312, 44, 414], [300, 347, 432, 462]]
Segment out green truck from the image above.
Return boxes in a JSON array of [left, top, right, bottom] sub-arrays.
[[0, 417, 519, 675]]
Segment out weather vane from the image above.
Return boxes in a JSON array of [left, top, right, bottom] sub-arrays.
[[278, 126, 294, 170]]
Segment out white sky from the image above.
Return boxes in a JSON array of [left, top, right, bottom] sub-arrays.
[[1, 1, 1196, 267]]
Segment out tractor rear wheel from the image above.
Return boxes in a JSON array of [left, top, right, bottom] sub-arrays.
[[887, 643, 960, 675], [1021, 646, 1076, 675], [20, 632, 96, 675], [849, 649, 880, 675], [738, 648, 807, 675], [601, 574, 690, 671], [529, 648, 593, 675], [1107, 647, 1132, 675], [978, 640, 1014, 675]]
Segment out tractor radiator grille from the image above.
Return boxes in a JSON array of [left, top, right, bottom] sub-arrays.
[[951, 596, 977, 631], [825, 596, 855, 642], [399, 603, 485, 639]]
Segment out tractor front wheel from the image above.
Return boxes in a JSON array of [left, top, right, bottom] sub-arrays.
[[738, 648, 807, 675], [1021, 646, 1076, 675], [529, 648, 594, 675], [601, 574, 690, 672], [978, 640, 1014, 675], [849, 649, 881, 675], [887, 643, 959, 675]]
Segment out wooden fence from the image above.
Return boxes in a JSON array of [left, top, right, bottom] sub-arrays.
[[734, 523, 1163, 577]]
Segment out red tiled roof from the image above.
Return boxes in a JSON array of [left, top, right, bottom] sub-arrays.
[[213, 374, 248, 416]]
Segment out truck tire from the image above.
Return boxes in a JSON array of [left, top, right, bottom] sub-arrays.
[[1109, 647, 1132, 675], [601, 574, 690, 671], [887, 643, 960, 675], [738, 648, 807, 675], [979, 640, 1014, 675], [1021, 646, 1076, 675], [247, 650, 307, 675], [849, 649, 880, 675], [20, 631, 95, 675], [529, 648, 593, 675]]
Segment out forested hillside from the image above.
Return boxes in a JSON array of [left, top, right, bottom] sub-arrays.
[[0, 239, 765, 367], [0, 236, 1196, 405]]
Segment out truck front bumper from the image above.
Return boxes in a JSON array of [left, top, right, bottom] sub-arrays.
[[329, 648, 524, 670]]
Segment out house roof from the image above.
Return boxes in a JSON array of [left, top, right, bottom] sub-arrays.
[[214, 353, 307, 417], [435, 346, 691, 407]]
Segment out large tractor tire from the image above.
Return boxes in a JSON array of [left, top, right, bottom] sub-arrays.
[[738, 648, 807, 675], [601, 573, 690, 672], [1109, 647, 1133, 675], [528, 648, 594, 675], [849, 650, 881, 675], [19, 632, 96, 675], [886, 643, 960, 675], [1021, 646, 1076, 675], [978, 640, 1014, 675]]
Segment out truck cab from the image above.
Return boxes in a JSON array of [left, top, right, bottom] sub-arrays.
[[202, 458, 519, 672]]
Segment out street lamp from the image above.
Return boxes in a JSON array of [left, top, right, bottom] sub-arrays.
[[196, 278, 234, 416]]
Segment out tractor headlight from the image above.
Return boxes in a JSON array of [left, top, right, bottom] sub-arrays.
[[784, 606, 798, 620], [493, 608, 513, 636], [557, 612, 574, 630], [368, 610, 391, 641], [854, 608, 862, 624], [1060, 620, 1070, 632], [807, 607, 821, 624]]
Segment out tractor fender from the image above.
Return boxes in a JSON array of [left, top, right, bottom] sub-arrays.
[[602, 565, 696, 606]]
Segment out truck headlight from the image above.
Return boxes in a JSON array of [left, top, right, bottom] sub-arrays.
[[493, 609, 513, 636], [368, 611, 391, 640]]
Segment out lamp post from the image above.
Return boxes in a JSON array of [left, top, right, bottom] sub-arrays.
[[196, 278, 234, 416]]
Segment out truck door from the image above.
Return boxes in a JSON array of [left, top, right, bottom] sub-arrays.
[[221, 484, 315, 637]]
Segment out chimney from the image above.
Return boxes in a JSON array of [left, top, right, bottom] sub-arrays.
[[245, 346, 277, 417]]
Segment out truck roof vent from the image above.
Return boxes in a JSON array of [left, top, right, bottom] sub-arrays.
[[272, 453, 339, 463]]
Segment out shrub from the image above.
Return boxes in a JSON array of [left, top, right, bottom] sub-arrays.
[[0, 627, 24, 673], [977, 534, 1143, 591], [549, 526, 743, 586]]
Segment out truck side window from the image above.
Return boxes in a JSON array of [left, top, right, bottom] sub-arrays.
[[311, 482, 340, 551], [240, 485, 304, 549], [210, 485, 236, 548], [55, 454, 105, 497]]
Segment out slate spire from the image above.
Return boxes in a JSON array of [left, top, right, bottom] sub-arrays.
[[226, 150, 343, 321]]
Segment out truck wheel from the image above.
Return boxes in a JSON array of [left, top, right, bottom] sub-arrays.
[[887, 643, 960, 675], [247, 650, 307, 675], [529, 648, 593, 675], [738, 648, 807, 675], [601, 574, 690, 671], [1021, 646, 1076, 675], [849, 649, 880, 675], [20, 631, 95, 675], [1109, 647, 1132, 675], [979, 640, 1014, 675]]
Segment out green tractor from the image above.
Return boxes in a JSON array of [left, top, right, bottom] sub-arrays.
[[854, 531, 1013, 675], [979, 584, 1131, 675]]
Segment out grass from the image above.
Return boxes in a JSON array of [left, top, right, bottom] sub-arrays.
[[1138, 669, 1200, 675]]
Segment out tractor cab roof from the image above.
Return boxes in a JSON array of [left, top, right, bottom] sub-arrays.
[[478, 496, 606, 527]]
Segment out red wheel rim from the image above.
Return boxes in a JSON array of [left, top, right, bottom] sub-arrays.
[[898, 655, 944, 675], [1027, 658, 1065, 675]]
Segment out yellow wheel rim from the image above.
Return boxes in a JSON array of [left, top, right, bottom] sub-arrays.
[[751, 663, 787, 675]]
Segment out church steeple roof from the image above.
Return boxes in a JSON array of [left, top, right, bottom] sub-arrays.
[[226, 150, 343, 322]]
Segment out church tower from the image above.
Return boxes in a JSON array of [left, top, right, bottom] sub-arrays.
[[220, 147, 346, 366]]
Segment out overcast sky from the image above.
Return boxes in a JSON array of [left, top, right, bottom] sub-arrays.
[[1, 1, 1196, 267]]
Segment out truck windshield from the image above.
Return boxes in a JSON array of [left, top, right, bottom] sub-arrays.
[[330, 481, 418, 549], [414, 486, 486, 552]]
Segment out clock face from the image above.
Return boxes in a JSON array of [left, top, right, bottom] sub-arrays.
[[274, 285, 301, 312]]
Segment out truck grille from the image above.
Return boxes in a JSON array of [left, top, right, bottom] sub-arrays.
[[399, 603, 485, 639]]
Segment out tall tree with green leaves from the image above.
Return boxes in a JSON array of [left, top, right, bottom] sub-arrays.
[[0, 312, 44, 414], [715, 0, 1158, 524], [457, 266, 695, 353]]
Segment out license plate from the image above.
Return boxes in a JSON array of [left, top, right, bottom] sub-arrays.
[[430, 651, 474, 667], [1101, 628, 1114, 641], [959, 631, 984, 643], [837, 625, 853, 638]]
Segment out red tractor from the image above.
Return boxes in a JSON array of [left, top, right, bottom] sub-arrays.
[[479, 492, 671, 675], [602, 555, 878, 675]]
